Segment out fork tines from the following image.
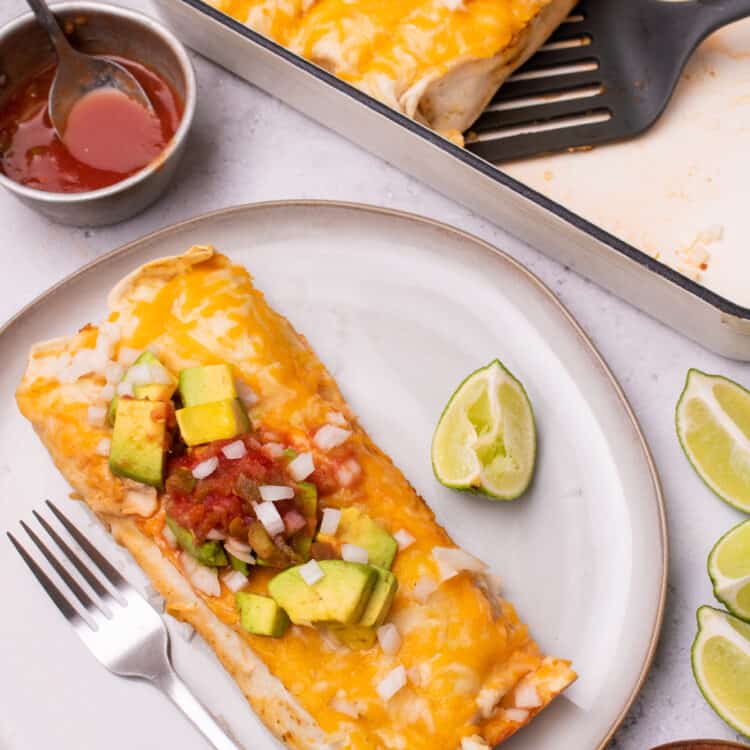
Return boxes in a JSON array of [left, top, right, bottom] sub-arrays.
[[7, 500, 124, 626]]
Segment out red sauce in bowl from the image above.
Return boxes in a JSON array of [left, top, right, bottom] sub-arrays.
[[0, 56, 183, 193]]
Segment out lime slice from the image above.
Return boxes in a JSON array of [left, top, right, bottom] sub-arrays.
[[709, 520, 750, 621], [692, 605, 750, 738], [676, 369, 750, 513], [431, 359, 536, 500]]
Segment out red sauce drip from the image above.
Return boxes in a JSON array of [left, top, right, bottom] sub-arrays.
[[0, 57, 182, 193]]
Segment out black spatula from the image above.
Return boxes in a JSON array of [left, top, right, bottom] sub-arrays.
[[466, 0, 750, 163]]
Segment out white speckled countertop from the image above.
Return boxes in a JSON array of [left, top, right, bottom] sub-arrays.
[[0, 1, 748, 748]]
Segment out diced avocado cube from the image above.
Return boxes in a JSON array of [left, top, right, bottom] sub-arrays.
[[106, 395, 119, 427], [135, 382, 177, 402], [179, 364, 237, 407], [268, 560, 377, 625], [359, 566, 398, 628], [165, 516, 228, 567], [109, 398, 168, 488], [236, 592, 289, 637], [176, 399, 249, 446], [329, 624, 377, 650], [337, 508, 398, 569], [229, 553, 250, 575], [291, 532, 312, 561]]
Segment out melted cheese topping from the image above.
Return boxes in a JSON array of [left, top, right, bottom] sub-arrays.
[[18, 250, 574, 750], [208, 0, 551, 110]]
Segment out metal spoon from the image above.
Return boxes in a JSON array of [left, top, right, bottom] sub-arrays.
[[25, 0, 153, 138]]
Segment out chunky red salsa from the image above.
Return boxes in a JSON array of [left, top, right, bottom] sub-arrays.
[[0, 57, 182, 193]]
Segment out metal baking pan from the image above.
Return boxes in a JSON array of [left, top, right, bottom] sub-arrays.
[[152, 0, 750, 360]]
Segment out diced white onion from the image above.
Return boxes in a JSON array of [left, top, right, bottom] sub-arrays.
[[342, 543, 369, 564], [263, 442, 285, 458], [192, 457, 219, 479], [319, 508, 341, 536], [236, 379, 258, 406], [476, 688, 501, 719], [148, 362, 173, 385], [104, 362, 125, 384], [222, 440, 247, 460], [514, 682, 542, 709], [299, 559, 325, 586], [122, 485, 158, 517], [221, 569, 248, 593], [123, 362, 152, 386], [225, 538, 255, 564], [206, 529, 226, 540], [255, 501, 285, 537], [99, 383, 116, 403], [394, 529, 415, 550], [413, 577, 437, 602], [335, 458, 361, 487], [181, 552, 220, 596], [87, 405, 107, 427], [328, 411, 348, 427], [98, 321, 122, 346], [163, 524, 178, 549], [376, 666, 406, 701], [330, 690, 361, 718], [377, 624, 402, 655], [117, 346, 140, 366], [432, 547, 487, 582], [116, 380, 134, 397], [259, 485, 295, 502], [288, 451, 315, 481], [461, 735, 491, 750], [313, 424, 351, 451], [95, 438, 111, 457], [502, 708, 530, 723]]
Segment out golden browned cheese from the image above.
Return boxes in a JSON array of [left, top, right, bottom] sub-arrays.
[[17, 247, 575, 750], [204, 0, 575, 139]]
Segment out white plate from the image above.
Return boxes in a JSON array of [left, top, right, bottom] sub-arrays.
[[0, 202, 666, 750]]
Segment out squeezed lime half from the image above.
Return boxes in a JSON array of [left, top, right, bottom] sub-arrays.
[[431, 360, 536, 500]]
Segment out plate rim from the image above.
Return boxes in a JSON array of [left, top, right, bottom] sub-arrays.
[[1, 199, 668, 750]]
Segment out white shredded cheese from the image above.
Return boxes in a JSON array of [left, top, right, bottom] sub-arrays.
[[313, 424, 351, 451], [95, 438, 111, 457], [255, 501, 285, 537], [192, 457, 219, 479], [394, 529, 415, 550], [221, 440, 247, 460], [377, 624, 402, 655], [288, 451, 315, 481], [259, 485, 295, 502], [342, 543, 369, 564], [376, 666, 406, 701], [299, 559, 325, 586], [319, 508, 341, 536]]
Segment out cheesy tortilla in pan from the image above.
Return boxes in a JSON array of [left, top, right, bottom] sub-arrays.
[[204, 0, 578, 143], [17, 247, 575, 750]]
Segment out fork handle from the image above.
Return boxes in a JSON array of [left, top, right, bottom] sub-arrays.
[[155, 668, 244, 750], [700, 0, 750, 28]]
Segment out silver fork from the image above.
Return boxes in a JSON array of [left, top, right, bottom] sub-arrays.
[[7, 500, 242, 750]]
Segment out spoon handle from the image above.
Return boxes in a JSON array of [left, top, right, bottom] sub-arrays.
[[25, 0, 76, 58]]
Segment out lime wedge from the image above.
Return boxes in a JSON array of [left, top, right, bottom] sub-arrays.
[[676, 369, 750, 513], [709, 520, 750, 621], [431, 360, 536, 500], [692, 605, 750, 737]]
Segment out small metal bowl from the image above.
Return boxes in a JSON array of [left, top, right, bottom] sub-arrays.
[[0, 2, 196, 226]]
